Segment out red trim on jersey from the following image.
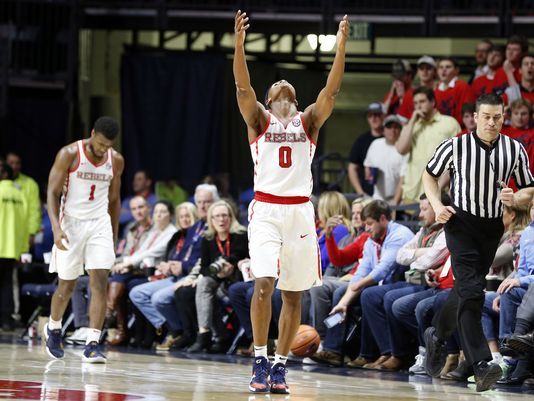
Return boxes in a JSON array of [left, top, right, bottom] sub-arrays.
[[299, 113, 315, 145], [250, 113, 272, 145], [255, 191, 309, 204], [59, 174, 70, 223], [82, 140, 109, 167], [249, 200, 257, 222], [68, 142, 81, 173], [109, 149, 115, 176]]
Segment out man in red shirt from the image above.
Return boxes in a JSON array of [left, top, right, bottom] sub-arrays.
[[434, 57, 474, 126], [398, 56, 437, 123], [503, 55, 534, 106], [457, 103, 477, 137], [492, 35, 529, 96], [471, 45, 505, 99], [502, 99, 534, 174], [383, 59, 414, 116]]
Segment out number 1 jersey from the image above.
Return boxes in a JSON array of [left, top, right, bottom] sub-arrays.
[[60, 140, 114, 220], [250, 112, 316, 198]]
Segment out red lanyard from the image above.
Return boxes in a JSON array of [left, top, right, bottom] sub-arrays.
[[130, 224, 149, 255], [216, 234, 231, 257], [175, 236, 185, 254]]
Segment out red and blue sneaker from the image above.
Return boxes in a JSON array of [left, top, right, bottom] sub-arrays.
[[249, 357, 270, 393], [270, 363, 290, 394]]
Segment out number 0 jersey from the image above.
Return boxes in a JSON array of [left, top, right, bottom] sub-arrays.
[[60, 140, 114, 220], [250, 112, 316, 198]]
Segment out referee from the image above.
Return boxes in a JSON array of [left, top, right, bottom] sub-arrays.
[[422, 93, 534, 392]]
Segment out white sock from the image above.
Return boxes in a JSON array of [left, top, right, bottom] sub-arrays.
[[86, 329, 101, 345], [254, 345, 268, 359], [491, 352, 503, 363], [274, 354, 288, 366], [48, 317, 62, 330]]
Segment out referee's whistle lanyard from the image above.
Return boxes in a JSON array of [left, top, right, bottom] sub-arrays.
[[216, 234, 231, 257]]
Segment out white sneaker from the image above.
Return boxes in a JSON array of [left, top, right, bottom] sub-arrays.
[[65, 327, 89, 345], [409, 346, 427, 375]]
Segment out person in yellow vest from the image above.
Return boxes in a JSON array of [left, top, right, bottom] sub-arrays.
[[6, 151, 41, 250], [0, 160, 28, 330]]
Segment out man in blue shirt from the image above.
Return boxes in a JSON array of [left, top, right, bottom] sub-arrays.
[[310, 200, 414, 366]]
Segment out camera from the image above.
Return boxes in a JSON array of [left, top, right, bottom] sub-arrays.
[[209, 256, 227, 275]]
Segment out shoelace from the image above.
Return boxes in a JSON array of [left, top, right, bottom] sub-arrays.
[[270, 366, 287, 384], [414, 354, 425, 366], [253, 360, 269, 381]]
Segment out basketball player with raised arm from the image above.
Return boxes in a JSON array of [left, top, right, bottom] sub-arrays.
[[44, 116, 124, 363], [233, 10, 349, 394]]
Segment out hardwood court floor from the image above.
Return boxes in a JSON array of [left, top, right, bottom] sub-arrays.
[[0, 340, 533, 401]]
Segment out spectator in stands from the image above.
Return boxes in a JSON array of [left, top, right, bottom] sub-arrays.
[[5, 151, 40, 250], [493, 35, 529, 96], [347, 103, 384, 197], [155, 180, 188, 207], [502, 99, 534, 179], [471, 45, 505, 99], [383, 59, 414, 116], [309, 197, 371, 342], [364, 115, 406, 204], [109, 200, 177, 347], [182, 200, 248, 353], [310, 200, 413, 366], [396, 87, 460, 204], [457, 103, 477, 136], [129, 184, 218, 350], [119, 170, 158, 227], [349, 193, 448, 371], [0, 161, 27, 330], [317, 192, 351, 273], [503, 54, 534, 106], [434, 57, 474, 125], [147, 201, 198, 351], [397, 56, 437, 123], [469, 39, 493, 84]]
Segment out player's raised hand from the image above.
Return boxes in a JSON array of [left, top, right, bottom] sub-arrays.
[[499, 181, 514, 206], [337, 14, 350, 45], [234, 10, 250, 46]]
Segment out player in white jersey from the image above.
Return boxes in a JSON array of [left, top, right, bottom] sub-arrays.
[[233, 10, 349, 394], [44, 116, 124, 363]]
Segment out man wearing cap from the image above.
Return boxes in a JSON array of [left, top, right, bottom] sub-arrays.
[[363, 115, 407, 204], [396, 87, 460, 205], [398, 56, 437, 123], [384, 59, 414, 116], [471, 45, 505, 99], [348, 102, 384, 197]]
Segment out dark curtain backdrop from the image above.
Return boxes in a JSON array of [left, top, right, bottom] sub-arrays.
[[121, 48, 326, 197], [121, 48, 225, 193]]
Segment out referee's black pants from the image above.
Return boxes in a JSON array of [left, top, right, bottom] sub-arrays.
[[432, 208, 504, 366]]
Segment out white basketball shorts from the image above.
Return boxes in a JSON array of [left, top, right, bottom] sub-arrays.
[[248, 200, 322, 291], [49, 213, 115, 280]]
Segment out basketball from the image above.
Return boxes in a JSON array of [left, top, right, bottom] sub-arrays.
[[290, 324, 320, 358]]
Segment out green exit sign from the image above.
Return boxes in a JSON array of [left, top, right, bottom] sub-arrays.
[[349, 22, 371, 40]]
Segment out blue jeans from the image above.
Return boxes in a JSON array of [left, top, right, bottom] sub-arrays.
[[482, 292, 499, 341], [129, 276, 183, 331], [360, 282, 423, 356], [322, 283, 352, 353], [499, 287, 527, 338]]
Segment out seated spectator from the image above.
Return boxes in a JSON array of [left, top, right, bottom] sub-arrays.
[[128, 184, 218, 350], [469, 39, 493, 84], [396, 87, 459, 204], [317, 192, 351, 273], [181, 200, 248, 353], [347, 103, 384, 197], [349, 193, 448, 371], [471, 44, 505, 99], [119, 170, 158, 227], [310, 200, 414, 366], [364, 115, 406, 204], [434, 57, 474, 125], [397, 56, 437, 123], [503, 54, 534, 106], [155, 180, 188, 207], [383, 59, 414, 116], [107, 200, 177, 346], [457, 103, 477, 136], [492, 35, 529, 96], [5, 151, 40, 250]]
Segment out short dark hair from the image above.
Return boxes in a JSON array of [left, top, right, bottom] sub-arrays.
[[507, 35, 529, 53], [0, 160, 14, 180], [93, 116, 119, 140], [475, 93, 504, 112], [438, 57, 458, 69], [154, 199, 174, 217], [461, 103, 475, 115], [361, 200, 391, 221], [420, 192, 451, 206], [489, 44, 505, 56], [413, 86, 435, 103]]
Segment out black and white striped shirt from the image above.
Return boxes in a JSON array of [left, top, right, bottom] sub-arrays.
[[426, 132, 534, 218]]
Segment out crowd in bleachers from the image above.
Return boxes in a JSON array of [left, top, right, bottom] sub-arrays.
[[0, 33, 534, 386]]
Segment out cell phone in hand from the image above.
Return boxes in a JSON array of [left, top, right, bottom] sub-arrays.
[[324, 312, 344, 328]]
